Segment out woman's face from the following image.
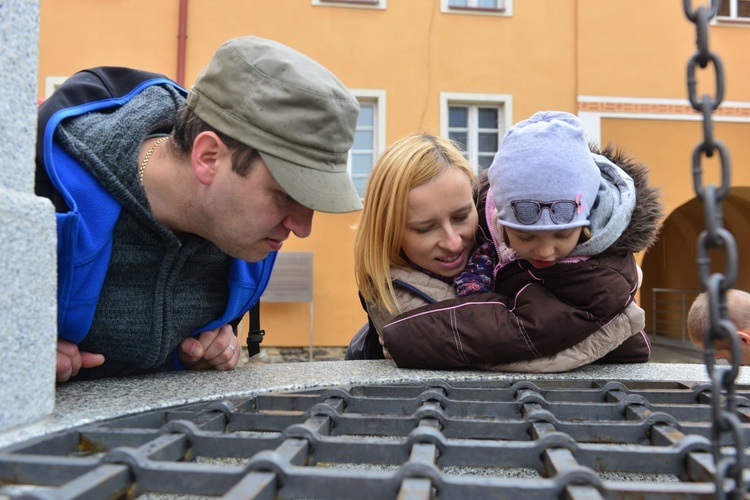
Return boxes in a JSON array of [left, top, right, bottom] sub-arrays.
[[401, 168, 478, 277]]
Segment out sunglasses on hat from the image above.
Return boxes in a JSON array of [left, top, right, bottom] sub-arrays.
[[510, 199, 581, 225]]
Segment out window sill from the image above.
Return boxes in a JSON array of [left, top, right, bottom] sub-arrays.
[[317, 0, 381, 5], [448, 6, 506, 13], [714, 16, 750, 25]]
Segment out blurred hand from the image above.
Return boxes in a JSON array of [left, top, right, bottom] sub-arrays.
[[56, 339, 105, 383], [178, 324, 240, 371]]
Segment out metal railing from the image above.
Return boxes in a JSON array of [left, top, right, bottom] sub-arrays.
[[651, 288, 702, 341]]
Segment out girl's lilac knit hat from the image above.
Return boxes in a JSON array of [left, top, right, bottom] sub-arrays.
[[488, 111, 601, 231]]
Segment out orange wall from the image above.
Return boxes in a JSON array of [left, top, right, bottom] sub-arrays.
[[601, 119, 750, 216], [39, 1, 180, 79], [38, 0, 750, 347], [578, 0, 750, 102], [260, 211, 362, 347]]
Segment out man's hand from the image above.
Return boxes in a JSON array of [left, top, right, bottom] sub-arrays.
[[178, 324, 240, 371], [57, 339, 105, 383]]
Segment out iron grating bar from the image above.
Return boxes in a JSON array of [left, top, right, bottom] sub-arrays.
[[1, 379, 749, 498]]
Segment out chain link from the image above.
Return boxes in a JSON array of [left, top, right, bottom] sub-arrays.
[[683, 1, 745, 497]]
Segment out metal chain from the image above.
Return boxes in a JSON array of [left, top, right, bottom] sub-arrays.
[[683, 1, 745, 497]]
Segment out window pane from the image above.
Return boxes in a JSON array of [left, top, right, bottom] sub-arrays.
[[740, 0, 750, 17], [353, 130, 373, 150], [351, 153, 373, 175], [353, 176, 368, 198], [449, 131, 468, 151], [478, 154, 494, 170], [358, 103, 374, 126], [478, 108, 498, 129], [478, 132, 498, 153], [348, 98, 377, 197], [449, 0, 468, 6], [715, 0, 730, 16], [447, 100, 504, 173], [449, 106, 468, 128], [477, 0, 498, 8]]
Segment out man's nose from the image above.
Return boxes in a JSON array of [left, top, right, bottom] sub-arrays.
[[284, 204, 314, 238]]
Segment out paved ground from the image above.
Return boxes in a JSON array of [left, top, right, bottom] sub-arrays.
[[242, 346, 347, 365], [648, 335, 706, 364], [241, 335, 709, 366]]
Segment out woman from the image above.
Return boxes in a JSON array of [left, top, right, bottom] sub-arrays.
[[348, 133, 649, 372], [350, 133, 478, 359]]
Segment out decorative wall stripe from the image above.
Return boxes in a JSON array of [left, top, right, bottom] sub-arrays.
[[579, 101, 750, 117], [576, 96, 750, 146]]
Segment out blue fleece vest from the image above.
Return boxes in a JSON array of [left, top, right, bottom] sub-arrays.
[[42, 77, 276, 350]]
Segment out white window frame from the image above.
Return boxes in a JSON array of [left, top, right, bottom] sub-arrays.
[[45, 76, 68, 99], [312, 0, 386, 10], [441, 0, 512, 17], [440, 92, 512, 173], [713, 0, 750, 23], [348, 89, 386, 199]]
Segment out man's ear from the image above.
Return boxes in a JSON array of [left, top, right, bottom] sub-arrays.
[[737, 330, 750, 344], [191, 131, 224, 185]]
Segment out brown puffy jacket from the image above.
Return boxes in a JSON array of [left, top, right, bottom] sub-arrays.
[[382, 252, 648, 369], [381, 145, 662, 370], [369, 267, 646, 372]]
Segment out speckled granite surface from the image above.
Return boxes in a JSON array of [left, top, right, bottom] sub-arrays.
[[1, 360, 747, 450]]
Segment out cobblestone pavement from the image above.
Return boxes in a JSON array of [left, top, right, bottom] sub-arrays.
[[647, 335, 707, 364], [240, 346, 347, 366]]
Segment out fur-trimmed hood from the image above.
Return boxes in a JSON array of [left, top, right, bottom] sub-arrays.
[[475, 143, 663, 256], [589, 144, 663, 255]]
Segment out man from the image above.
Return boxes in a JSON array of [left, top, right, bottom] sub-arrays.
[[688, 289, 750, 364], [38, 36, 361, 382]]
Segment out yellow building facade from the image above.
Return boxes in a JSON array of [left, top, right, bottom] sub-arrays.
[[38, 0, 750, 345]]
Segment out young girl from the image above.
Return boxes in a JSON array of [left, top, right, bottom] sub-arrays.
[[349, 131, 655, 372], [380, 112, 663, 370], [456, 110, 642, 294]]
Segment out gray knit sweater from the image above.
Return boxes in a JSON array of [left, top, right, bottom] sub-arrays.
[[56, 85, 230, 379]]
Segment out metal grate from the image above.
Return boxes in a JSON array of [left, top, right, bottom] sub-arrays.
[[2, 379, 750, 499], [651, 288, 702, 340]]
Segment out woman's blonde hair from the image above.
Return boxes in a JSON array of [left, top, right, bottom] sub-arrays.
[[354, 133, 476, 314]]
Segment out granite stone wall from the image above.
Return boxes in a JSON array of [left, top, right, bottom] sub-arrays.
[[0, 0, 57, 432]]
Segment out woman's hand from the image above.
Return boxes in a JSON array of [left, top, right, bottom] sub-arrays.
[[179, 324, 240, 371]]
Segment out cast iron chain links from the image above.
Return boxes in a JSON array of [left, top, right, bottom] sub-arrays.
[[683, 1, 745, 497]]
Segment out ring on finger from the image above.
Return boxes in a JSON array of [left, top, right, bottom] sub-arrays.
[[228, 344, 237, 353]]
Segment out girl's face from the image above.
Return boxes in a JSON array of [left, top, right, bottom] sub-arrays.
[[401, 168, 477, 278], [503, 225, 583, 269]]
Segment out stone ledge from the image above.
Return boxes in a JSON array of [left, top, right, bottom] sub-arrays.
[[0, 189, 56, 433], [2, 360, 747, 450]]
